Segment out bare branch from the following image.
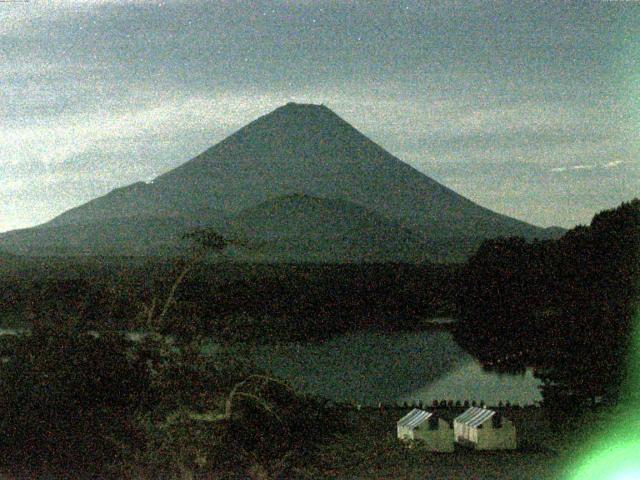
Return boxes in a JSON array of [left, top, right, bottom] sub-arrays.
[[157, 250, 205, 325], [233, 392, 282, 423], [225, 374, 294, 419], [144, 296, 157, 327]]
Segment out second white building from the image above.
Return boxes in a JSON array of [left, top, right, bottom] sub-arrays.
[[453, 407, 517, 450]]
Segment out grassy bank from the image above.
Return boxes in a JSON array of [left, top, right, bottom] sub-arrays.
[[308, 406, 567, 479]]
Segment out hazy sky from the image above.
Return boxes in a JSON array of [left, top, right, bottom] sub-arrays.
[[1, 0, 638, 232]]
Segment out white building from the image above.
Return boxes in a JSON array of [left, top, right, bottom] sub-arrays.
[[397, 409, 454, 452], [453, 407, 517, 450]]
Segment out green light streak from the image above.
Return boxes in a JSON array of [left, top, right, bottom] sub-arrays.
[[564, 425, 640, 480], [562, 310, 640, 480], [561, 5, 640, 478]]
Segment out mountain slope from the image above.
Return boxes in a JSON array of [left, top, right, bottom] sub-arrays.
[[0, 249, 29, 274], [0, 214, 225, 257], [0, 102, 562, 261], [43, 103, 552, 238]]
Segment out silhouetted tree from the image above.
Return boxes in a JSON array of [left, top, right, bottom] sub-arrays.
[[456, 199, 639, 411]]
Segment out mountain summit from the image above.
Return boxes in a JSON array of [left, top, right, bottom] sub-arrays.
[[0, 103, 561, 261]]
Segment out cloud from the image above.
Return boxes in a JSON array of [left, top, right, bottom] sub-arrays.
[[549, 164, 595, 172], [550, 160, 626, 173], [0, 87, 305, 233], [0, 90, 286, 167], [571, 164, 595, 170], [604, 160, 624, 168]]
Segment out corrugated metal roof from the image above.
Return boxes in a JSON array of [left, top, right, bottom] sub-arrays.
[[397, 409, 432, 429], [454, 407, 496, 428]]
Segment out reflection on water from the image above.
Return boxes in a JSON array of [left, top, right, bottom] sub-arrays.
[[400, 360, 541, 407], [256, 330, 542, 406]]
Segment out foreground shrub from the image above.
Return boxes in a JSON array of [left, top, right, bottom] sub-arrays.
[[0, 320, 342, 479]]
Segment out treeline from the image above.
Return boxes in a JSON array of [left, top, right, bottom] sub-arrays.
[[454, 199, 640, 409], [1, 263, 458, 342]]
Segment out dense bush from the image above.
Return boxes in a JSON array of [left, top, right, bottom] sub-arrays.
[[0, 321, 149, 476], [0, 320, 343, 478], [456, 199, 640, 409]]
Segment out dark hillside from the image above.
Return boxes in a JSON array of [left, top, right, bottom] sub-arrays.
[[0, 215, 225, 257], [227, 194, 432, 262]]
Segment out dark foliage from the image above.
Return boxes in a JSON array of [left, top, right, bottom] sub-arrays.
[[0, 322, 344, 478], [1, 262, 458, 343], [0, 321, 150, 476], [455, 199, 640, 410]]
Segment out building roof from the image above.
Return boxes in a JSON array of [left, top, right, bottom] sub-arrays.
[[454, 407, 496, 427], [397, 409, 433, 429]]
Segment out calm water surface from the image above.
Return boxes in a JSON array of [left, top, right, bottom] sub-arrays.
[[0, 325, 541, 406], [256, 330, 542, 406]]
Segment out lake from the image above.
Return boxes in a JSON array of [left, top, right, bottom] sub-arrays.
[[255, 330, 542, 407], [0, 324, 542, 406]]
